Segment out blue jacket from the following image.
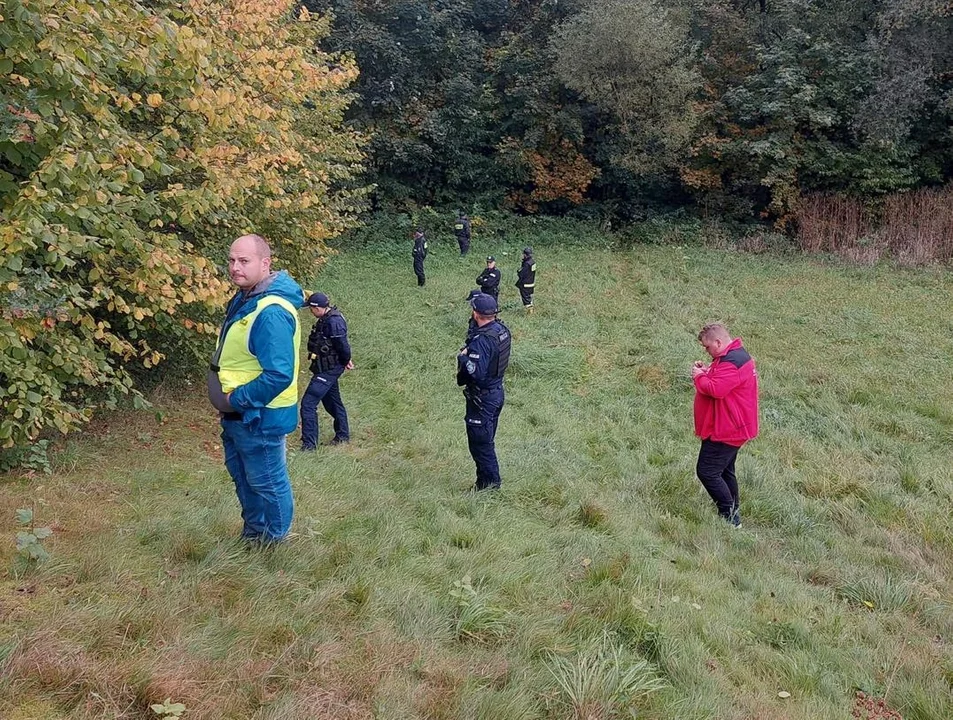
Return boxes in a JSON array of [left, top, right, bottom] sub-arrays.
[[219, 270, 304, 436]]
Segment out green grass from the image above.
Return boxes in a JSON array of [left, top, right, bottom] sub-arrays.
[[2, 228, 953, 719]]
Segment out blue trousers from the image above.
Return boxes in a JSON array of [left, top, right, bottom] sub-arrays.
[[221, 419, 293, 541], [300, 371, 349, 450], [465, 386, 504, 489]]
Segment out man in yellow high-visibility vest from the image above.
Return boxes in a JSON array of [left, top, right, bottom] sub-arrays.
[[207, 234, 303, 543]]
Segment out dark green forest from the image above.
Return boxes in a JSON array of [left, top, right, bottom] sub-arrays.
[[308, 0, 953, 229]]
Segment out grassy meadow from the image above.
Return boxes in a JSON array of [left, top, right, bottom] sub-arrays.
[[2, 224, 953, 719]]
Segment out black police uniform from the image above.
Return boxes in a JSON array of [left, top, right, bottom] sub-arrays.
[[412, 231, 428, 286], [300, 308, 351, 449], [516, 251, 536, 308], [475, 263, 501, 299], [456, 317, 511, 489], [454, 214, 471, 255]]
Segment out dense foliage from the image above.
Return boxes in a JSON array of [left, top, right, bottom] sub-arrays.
[[0, 0, 365, 455], [311, 0, 953, 223]]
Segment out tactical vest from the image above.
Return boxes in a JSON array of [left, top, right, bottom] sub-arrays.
[[309, 308, 345, 373], [468, 320, 511, 380], [218, 296, 301, 408]]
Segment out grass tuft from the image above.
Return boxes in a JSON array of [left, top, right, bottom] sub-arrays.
[[576, 500, 609, 529], [545, 634, 666, 720]]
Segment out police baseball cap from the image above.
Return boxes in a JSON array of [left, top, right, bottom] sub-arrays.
[[466, 288, 482, 301], [306, 292, 330, 308], [470, 292, 498, 315], [486, 255, 495, 263], [523, 246, 533, 255]]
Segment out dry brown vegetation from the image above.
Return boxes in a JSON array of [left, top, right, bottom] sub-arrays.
[[796, 184, 953, 265]]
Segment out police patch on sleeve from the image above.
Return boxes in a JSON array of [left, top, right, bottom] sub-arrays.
[[466, 360, 476, 374]]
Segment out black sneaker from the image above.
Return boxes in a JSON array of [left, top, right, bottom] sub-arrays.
[[330, 437, 349, 445], [472, 482, 501, 492], [730, 506, 742, 529]]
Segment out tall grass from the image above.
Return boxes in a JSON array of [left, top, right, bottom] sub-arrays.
[[1, 228, 951, 719], [796, 184, 953, 265]]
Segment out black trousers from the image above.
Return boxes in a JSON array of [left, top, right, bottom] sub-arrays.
[[696, 439, 740, 518], [413, 257, 425, 285], [518, 286, 534, 307], [465, 386, 504, 489], [457, 234, 470, 255]]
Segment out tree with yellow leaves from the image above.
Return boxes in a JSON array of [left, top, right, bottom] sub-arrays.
[[0, 0, 366, 459]]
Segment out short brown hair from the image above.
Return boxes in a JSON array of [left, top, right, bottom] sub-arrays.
[[698, 323, 730, 342]]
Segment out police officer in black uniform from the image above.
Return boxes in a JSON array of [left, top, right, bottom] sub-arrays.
[[300, 292, 352, 450], [454, 210, 471, 256], [475, 255, 501, 300], [457, 293, 511, 490], [412, 227, 428, 287], [516, 246, 536, 313]]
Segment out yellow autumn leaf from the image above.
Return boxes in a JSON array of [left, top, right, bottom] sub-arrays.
[[146, 93, 163, 107]]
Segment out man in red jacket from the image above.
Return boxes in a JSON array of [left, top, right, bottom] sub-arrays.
[[691, 323, 759, 527]]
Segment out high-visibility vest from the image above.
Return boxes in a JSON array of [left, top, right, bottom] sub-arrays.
[[218, 296, 301, 408]]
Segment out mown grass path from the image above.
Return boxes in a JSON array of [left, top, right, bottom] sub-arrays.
[[2, 238, 952, 719]]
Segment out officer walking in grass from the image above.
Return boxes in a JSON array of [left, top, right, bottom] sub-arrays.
[[691, 323, 759, 527], [412, 227, 428, 287], [476, 255, 501, 300], [454, 210, 471, 256], [516, 246, 536, 312], [300, 292, 352, 450], [457, 293, 511, 491]]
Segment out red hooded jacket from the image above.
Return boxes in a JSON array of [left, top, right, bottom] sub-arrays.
[[693, 338, 759, 447]]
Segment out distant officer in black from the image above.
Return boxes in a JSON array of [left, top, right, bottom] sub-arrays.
[[457, 293, 511, 490], [412, 227, 428, 286], [516, 246, 536, 312], [476, 255, 501, 300], [454, 210, 471, 256], [300, 292, 352, 450]]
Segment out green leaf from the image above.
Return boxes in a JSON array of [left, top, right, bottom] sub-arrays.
[[33, 527, 53, 539], [0, 58, 13, 74], [28, 544, 49, 561], [15, 508, 32, 524]]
